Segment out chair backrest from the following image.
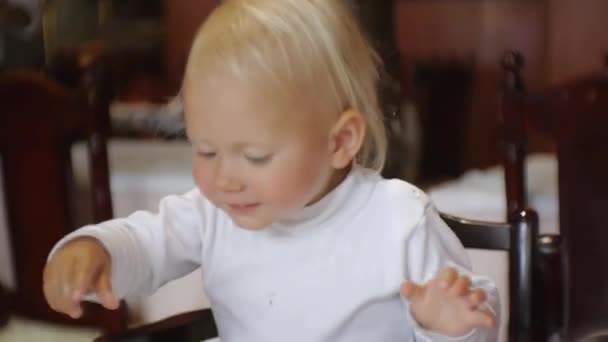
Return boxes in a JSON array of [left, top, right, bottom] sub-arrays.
[[500, 51, 608, 341], [0, 70, 124, 332], [441, 209, 538, 342]]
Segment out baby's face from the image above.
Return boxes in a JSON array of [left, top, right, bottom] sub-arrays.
[[183, 77, 337, 229]]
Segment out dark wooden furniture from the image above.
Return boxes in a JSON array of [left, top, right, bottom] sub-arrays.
[[0, 70, 125, 332], [441, 210, 539, 342], [95, 308, 218, 342], [95, 210, 540, 342], [0, 1, 30, 31], [351, 0, 408, 180], [0, 284, 9, 326], [500, 51, 608, 341], [411, 59, 474, 184]]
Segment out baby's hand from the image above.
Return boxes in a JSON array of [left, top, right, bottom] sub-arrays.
[[43, 237, 119, 319], [400, 267, 496, 337]]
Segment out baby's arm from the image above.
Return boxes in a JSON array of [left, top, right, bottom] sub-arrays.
[[402, 205, 499, 341], [46, 189, 205, 305]]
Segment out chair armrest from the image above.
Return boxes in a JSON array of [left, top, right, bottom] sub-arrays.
[[94, 308, 218, 342], [535, 234, 563, 339]]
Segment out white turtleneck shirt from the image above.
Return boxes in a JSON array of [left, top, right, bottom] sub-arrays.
[[53, 166, 499, 341]]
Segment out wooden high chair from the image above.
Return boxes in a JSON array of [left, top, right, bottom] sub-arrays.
[[500, 50, 608, 341]]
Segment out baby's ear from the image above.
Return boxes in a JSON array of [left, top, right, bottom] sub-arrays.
[[328, 109, 366, 169]]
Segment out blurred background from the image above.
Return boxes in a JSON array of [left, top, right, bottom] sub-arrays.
[[0, 0, 606, 341]]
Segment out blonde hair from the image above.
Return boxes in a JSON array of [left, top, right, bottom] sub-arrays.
[[185, 0, 387, 171]]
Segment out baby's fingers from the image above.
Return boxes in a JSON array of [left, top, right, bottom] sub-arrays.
[[65, 260, 97, 318], [467, 288, 486, 308], [400, 281, 425, 302], [43, 276, 67, 315], [94, 268, 119, 310], [70, 259, 97, 298], [43, 261, 84, 318], [448, 276, 472, 297], [436, 268, 458, 289], [465, 308, 496, 329]]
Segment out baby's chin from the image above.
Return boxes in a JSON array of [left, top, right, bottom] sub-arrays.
[[229, 213, 276, 230]]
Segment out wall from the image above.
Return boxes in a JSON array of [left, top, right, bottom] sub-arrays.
[[163, 0, 219, 92], [546, 0, 608, 83], [395, 0, 548, 169]]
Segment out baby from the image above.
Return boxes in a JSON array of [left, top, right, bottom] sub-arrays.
[[43, 1, 498, 341]]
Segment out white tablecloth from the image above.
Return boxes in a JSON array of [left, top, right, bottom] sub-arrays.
[[429, 153, 558, 234]]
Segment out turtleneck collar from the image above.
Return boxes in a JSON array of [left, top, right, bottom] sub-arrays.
[[269, 165, 375, 235]]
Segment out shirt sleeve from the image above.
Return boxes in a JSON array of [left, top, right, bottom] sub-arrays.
[[48, 188, 206, 299], [403, 204, 500, 342]]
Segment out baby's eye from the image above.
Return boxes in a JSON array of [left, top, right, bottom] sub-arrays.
[[245, 154, 272, 165], [197, 151, 217, 159]]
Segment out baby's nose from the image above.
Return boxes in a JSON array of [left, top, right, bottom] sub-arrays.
[[216, 175, 244, 193]]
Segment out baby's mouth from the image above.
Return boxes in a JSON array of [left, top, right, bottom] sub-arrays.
[[227, 203, 260, 214]]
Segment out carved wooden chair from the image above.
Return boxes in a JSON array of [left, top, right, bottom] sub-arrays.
[[500, 50, 608, 341], [0, 69, 125, 333], [410, 58, 475, 185]]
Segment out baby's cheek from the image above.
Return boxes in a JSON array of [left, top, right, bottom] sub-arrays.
[[265, 176, 311, 208], [193, 163, 213, 189], [193, 172, 217, 204], [267, 180, 302, 204]]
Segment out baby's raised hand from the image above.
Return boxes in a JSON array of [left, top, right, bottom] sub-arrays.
[[400, 267, 496, 337], [43, 237, 119, 319]]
